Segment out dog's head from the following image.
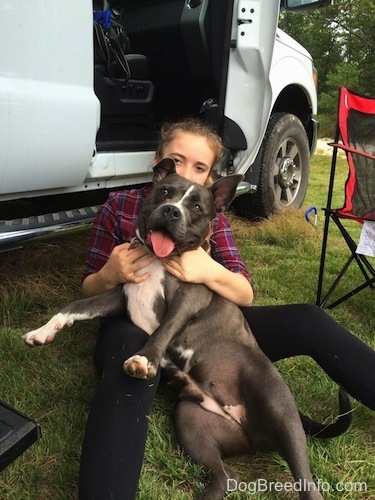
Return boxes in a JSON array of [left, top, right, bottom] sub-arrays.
[[135, 158, 243, 257]]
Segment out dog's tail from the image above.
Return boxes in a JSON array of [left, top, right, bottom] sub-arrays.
[[299, 388, 352, 438]]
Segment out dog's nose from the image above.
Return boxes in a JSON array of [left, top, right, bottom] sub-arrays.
[[163, 204, 181, 221]]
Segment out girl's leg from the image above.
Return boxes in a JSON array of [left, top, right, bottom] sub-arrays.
[[241, 303, 375, 411], [79, 317, 160, 500]]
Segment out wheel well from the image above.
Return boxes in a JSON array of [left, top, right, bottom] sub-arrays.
[[272, 85, 313, 136], [243, 87, 314, 188]]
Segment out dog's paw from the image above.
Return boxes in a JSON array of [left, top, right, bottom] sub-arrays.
[[22, 313, 67, 347], [123, 355, 157, 379], [23, 327, 57, 347]]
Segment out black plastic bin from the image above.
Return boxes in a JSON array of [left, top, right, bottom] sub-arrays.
[[0, 400, 41, 472]]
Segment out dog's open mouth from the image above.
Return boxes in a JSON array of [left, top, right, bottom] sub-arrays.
[[146, 228, 197, 258], [149, 229, 176, 258]]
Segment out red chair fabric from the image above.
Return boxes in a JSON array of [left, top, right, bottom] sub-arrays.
[[316, 87, 375, 308]]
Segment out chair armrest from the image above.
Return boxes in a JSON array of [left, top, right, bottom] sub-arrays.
[[329, 142, 375, 161]]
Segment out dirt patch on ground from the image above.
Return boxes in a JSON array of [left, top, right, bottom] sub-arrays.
[[316, 138, 334, 155], [315, 138, 345, 157]]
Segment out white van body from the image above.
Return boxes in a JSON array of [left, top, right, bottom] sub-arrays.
[[0, 0, 329, 250]]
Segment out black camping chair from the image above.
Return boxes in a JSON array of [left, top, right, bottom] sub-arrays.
[[316, 86, 375, 309]]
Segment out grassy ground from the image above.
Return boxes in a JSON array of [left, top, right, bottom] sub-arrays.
[[0, 152, 374, 499]]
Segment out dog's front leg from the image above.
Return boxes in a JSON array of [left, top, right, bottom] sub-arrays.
[[124, 283, 212, 379], [23, 286, 125, 346]]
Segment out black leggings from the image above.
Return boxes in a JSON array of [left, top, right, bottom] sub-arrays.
[[79, 303, 375, 499]]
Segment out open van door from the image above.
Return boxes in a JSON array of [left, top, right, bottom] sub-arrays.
[[0, 0, 98, 196]]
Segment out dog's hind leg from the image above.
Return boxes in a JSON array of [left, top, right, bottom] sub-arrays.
[[23, 285, 125, 347], [271, 420, 323, 500], [242, 369, 324, 500], [175, 400, 250, 500]]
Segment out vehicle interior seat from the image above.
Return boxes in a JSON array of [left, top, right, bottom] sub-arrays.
[[93, 2, 155, 150], [117, 0, 210, 122], [96, 0, 245, 152], [94, 54, 155, 150]]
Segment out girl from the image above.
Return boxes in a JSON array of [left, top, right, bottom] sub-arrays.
[[79, 118, 374, 499]]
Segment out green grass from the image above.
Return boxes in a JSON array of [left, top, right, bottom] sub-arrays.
[[0, 153, 374, 499]]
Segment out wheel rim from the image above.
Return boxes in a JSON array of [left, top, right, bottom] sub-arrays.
[[273, 137, 302, 207]]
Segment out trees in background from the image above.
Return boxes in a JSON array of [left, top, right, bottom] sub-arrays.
[[279, 0, 375, 136]]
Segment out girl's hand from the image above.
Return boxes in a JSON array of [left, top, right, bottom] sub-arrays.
[[100, 242, 156, 287], [162, 246, 254, 307], [161, 247, 213, 284]]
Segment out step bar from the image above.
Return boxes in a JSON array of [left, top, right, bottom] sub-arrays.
[[0, 206, 99, 252], [0, 182, 250, 252]]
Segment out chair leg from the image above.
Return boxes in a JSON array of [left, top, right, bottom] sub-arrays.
[[317, 212, 375, 308], [319, 255, 354, 308], [327, 275, 375, 309], [334, 214, 375, 284], [316, 211, 331, 306]]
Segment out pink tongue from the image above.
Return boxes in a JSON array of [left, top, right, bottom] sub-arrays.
[[150, 230, 175, 258]]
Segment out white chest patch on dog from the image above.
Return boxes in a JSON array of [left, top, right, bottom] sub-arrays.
[[175, 345, 195, 372], [124, 259, 166, 335]]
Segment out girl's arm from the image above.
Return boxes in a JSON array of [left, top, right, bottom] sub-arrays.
[[162, 247, 253, 306], [82, 243, 155, 297], [162, 213, 254, 307], [82, 189, 154, 297]]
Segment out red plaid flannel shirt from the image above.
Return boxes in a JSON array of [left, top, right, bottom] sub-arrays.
[[83, 185, 251, 284]]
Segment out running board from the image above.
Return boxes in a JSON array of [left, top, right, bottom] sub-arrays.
[[0, 206, 99, 251], [0, 182, 250, 252]]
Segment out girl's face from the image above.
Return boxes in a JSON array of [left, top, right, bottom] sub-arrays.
[[156, 131, 215, 185]]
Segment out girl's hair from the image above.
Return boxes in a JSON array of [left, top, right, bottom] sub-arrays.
[[156, 117, 225, 172]]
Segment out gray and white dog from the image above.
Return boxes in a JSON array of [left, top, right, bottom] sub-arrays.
[[23, 158, 350, 500]]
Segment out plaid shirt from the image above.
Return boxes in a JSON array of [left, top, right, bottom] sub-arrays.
[[83, 185, 251, 284]]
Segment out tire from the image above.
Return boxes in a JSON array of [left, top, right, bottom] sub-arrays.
[[233, 112, 310, 219]]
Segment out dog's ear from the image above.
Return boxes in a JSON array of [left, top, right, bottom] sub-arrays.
[[209, 174, 244, 213], [152, 158, 177, 182]]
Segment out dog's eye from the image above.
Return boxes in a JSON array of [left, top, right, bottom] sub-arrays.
[[160, 188, 169, 196], [193, 204, 202, 212]]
